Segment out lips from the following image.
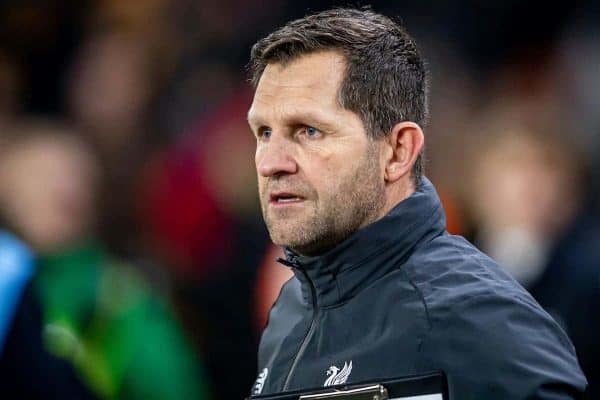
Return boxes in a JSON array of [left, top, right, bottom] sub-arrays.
[[269, 191, 305, 205]]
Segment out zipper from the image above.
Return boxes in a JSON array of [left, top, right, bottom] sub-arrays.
[[279, 258, 319, 391]]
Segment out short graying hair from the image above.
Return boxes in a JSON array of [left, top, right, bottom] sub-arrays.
[[249, 7, 428, 186]]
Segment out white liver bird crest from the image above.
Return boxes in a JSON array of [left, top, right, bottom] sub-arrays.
[[323, 361, 353, 386]]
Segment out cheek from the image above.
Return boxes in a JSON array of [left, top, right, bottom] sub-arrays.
[[299, 145, 355, 184], [257, 176, 268, 197], [303, 159, 342, 198], [312, 146, 362, 179], [303, 140, 337, 161], [254, 146, 262, 166]]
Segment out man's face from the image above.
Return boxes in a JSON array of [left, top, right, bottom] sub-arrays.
[[248, 51, 386, 255]]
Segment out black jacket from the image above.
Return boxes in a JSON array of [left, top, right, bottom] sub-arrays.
[[252, 179, 587, 399], [0, 283, 94, 399]]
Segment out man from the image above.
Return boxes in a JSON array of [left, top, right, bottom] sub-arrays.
[[246, 8, 587, 399]]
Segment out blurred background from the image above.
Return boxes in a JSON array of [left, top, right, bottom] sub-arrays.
[[0, 1, 598, 399]]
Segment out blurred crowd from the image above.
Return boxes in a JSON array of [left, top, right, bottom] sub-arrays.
[[0, 1, 598, 399]]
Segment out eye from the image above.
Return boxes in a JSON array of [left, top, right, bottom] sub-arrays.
[[299, 126, 321, 138], [258, 127, 272, 139], [306, 127, 319, 137]]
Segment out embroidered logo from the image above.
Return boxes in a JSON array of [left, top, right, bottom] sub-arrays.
[[253, 368, 269, 395], [323, 361, 353, 386]]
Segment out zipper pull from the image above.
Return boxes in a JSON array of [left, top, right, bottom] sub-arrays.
[[276, 257, 296, 268]]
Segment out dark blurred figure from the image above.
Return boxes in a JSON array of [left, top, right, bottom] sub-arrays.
[[65, 0, 185, 259], [140, 90, 270, 400], [0, 121, 210, 399], [0, 124, 95, 398], [468, 121, 600, 398], [67, 29, 164, 257], [0, 263, 95, 399]]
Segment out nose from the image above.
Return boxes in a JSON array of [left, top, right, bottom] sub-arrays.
[[256, 135, 298, 177]]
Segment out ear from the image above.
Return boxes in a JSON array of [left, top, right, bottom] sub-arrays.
[[383, 121, 424, 183]]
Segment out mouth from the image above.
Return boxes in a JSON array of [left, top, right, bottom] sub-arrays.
[[269, 192, 305, 206]]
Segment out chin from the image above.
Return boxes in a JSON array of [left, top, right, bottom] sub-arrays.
[[269, 230, 308, 250], [269, 232, 298, 248], [266, 215, 321, 250]]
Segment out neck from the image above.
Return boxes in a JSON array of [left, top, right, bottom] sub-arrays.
[[381, 178, 415, 219], [282, 177, 446, 308]]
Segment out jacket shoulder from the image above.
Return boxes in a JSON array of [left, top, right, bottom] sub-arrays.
[[421, 291, 586, 398], [404, 234, 587, 398], [405, 233, 526, 305]]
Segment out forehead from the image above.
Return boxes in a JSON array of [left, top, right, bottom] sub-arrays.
[[248, 51, 347, 125]]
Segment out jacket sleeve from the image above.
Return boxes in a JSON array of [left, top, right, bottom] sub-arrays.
[[419, 293, 588, 399]]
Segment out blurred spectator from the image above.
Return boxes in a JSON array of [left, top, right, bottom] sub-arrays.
[[139, 136, 232, 279], [0, 121, 210, 399], [467, 120, 600, 398], [0, 235, 95, 399], [139, 90, 269, 399], [469, 124, 583, 283], [558, 14, 600, 206], [68, 32, 153, 158], [0, 124, 96, 398], [0, 123, 98, 253], [67, 30, 163, 257]]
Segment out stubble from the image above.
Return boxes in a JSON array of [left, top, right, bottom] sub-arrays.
[[260, 143, 385, 256]]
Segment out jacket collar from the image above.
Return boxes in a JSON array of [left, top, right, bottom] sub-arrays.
[[278, 177, 446, 308]]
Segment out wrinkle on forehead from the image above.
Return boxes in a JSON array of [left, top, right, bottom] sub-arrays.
[[248, 51, 348, 128]]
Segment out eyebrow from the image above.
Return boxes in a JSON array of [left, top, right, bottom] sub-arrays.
[[246, 112, 263, 129], [247, 110, 336, 132]]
